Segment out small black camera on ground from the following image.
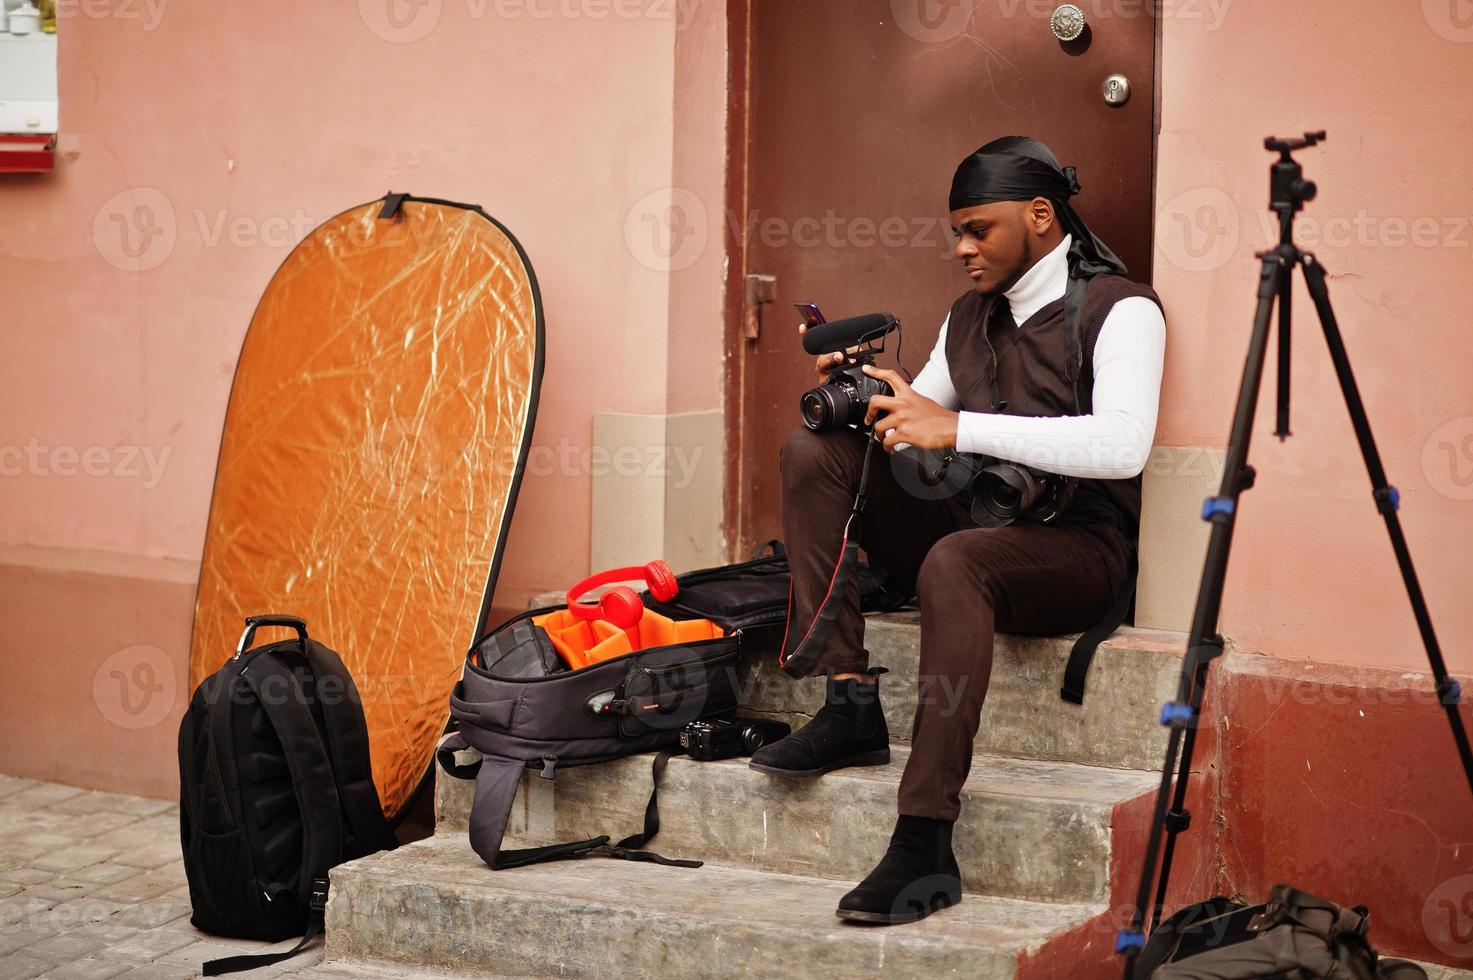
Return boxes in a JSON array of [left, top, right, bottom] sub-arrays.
[[799, 312, 900, 432], [680, 717, 792, 761]]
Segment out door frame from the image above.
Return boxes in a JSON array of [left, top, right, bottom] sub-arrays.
[[720, 0, 753, 563], [719, 0, 1163, 563]]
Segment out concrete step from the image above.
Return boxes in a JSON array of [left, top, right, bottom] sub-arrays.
[[326, 833, 1106, 979], [523, 592, 1189, 772], [287, 957, 479, 978], [436, 743, 1158, 904], [735, 614, 1189, 773]]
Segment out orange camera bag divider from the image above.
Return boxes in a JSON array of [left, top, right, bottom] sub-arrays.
[[531, 608, 724, 671]]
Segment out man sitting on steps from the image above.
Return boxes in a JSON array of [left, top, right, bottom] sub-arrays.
[[747, 136, 1167, 924]]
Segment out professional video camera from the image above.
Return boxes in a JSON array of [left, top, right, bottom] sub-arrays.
[[798, 310, 1076, 526], [799, 312, 898, 432]]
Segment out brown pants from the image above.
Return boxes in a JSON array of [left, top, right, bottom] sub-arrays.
[[780, 425, 1131, 820]]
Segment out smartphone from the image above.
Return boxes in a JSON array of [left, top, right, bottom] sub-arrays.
[[795, 303, 827, 328]]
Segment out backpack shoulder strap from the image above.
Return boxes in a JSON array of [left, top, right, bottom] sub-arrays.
[[238, 653, 343, 892], [204, 877, 329, 976], [204, 664, 250, 830], [300, 640, 397, 854], [437, 738, 697, 871], [451, 742, 606, 869], [179, 677, 226, 844], [1060, 546, 1138, 705], [200, 653, 343, 978]]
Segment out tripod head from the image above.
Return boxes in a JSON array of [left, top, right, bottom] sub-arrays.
[[1265, 131, 1326, 216]]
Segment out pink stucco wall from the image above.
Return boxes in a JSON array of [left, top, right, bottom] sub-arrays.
[[0, 2, 726, 796], [0, 1, 1468, 801], [0, 0, 723, 598], [1154, 2, 1473, 673]]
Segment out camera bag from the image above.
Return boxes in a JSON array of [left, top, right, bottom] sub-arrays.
[[640, 540, 911, 646], [438, 604, 745, 871], [1137, 884, 1427, 980], [440, 544, 910, 871], [178, 616, 397, 976]]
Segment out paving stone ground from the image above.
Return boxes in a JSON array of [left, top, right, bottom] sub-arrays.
[[0, 774, 476, 979], [2, 772, 1468, 979], [0, 772, 335, 979]]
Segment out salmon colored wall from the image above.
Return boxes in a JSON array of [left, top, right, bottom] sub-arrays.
[[667, 0, 729, 418], [1215, 654, 1473, 964], [0, 0, 722, 596], [0, 0, 1466, 807], [0, 2, 727, 794], [1154, 1, 1473, 673]]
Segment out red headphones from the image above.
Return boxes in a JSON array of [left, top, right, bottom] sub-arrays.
[[566, 560, 679, 632]]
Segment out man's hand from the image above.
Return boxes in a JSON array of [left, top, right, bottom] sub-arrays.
[[798, 321, 861, 383], [861, 365, 959, 452]]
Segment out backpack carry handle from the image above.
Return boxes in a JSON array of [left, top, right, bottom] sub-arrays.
[[235, 615, 309, 660]]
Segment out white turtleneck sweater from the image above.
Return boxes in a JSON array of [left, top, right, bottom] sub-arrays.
[[908, 236, 1166, 480]]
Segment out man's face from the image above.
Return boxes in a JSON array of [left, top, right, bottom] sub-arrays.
[[950, 200, 1038, 295]]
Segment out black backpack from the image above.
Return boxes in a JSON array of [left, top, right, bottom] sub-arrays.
[[640, 539, 912, 633], [1138, 886, 1428, 980], [178, 616, 397, 976]]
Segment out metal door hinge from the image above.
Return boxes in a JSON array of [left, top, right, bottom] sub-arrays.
[[744, 274, 777, 341]]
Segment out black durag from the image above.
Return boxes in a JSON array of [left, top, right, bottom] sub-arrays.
[[949, 136, 1126, 405]]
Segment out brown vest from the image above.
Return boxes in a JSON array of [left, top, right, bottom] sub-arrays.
[[944, 274, 1162, 537]]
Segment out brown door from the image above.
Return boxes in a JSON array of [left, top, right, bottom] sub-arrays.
[[725, 0, 1157, 558]]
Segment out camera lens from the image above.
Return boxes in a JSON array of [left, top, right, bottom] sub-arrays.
[[801, 384, 851, 432], [800, 390, 830, 430], [970, 463, 1041, 528], [993, 483, 1022, 509]]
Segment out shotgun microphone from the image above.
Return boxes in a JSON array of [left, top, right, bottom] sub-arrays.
[[800, 312, 899, 355]]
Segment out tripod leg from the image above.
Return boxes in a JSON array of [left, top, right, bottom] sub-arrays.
[[1299, 255, 1473, 795], [1275, 240, 1292, 439], [1149, 659, 1211, 932], [1119, 250, 1287, 976]]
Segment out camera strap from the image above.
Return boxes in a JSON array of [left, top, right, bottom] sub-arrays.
[[778, 435, 879, 679], [1063, 273, 1089, 415]]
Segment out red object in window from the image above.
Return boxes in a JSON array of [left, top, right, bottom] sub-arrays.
[[0, 134, 55, 173]]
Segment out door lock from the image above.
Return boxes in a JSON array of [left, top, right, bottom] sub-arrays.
[[1102, 73, 1131, 107]]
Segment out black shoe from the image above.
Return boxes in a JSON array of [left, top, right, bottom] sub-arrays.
[[835, 815, 963, 924], [747, 669, 890, 777]]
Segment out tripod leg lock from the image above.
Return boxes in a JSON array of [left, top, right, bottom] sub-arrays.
[[1187, 635, 1227, 672], [1201, 496, 1235, 522], [1115, 928, 1146, 955], [1160, 702, 1198, 728], [1163, 809, 1192, 832], [1439, 678, 1463, 708], [1374, 485, 1401, 516]]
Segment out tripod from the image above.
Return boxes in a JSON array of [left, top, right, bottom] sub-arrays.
[[1117, 131, 1473, 976]]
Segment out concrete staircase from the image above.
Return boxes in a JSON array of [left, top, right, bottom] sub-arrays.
[[325, 613, 1199, 978]]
